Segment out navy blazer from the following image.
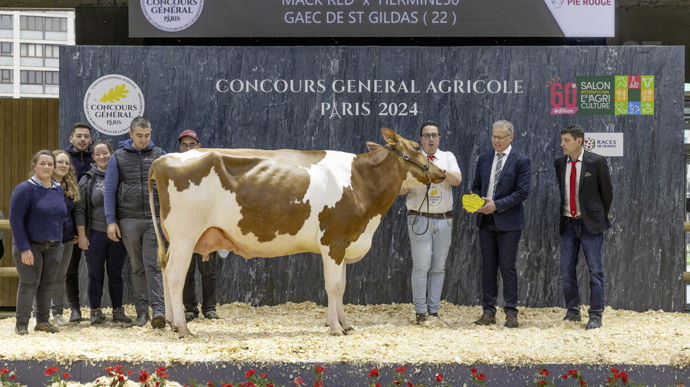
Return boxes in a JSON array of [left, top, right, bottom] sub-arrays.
[[472, 149, 531, 231], [554, 151, 613, 234]]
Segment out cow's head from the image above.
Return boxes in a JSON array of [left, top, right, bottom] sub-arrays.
[[368, 128, 446, 188]]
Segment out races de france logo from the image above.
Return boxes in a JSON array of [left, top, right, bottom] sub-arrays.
[[83, 74, 145, 136], [583, 137, 596, 151], [140, 0, 204, 32]]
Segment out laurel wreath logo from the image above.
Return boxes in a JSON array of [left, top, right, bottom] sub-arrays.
[[98, 84, 130, 103]]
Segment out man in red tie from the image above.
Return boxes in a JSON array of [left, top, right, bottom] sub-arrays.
[[401, 121, 462, 325], [555, 125, 613, 329]]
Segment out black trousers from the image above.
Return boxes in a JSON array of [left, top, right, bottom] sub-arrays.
[[478, 215, 522, 317], [65, 244, 82, 309], [183, 252, 217, 315]]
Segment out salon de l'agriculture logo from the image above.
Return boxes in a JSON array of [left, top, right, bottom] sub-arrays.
[[547, 75, 654, 115]]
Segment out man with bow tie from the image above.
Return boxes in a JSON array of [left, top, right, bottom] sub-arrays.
[[555, 125, 613, 330], [402, 121, 462, 325], [472, 120, 531, 328]]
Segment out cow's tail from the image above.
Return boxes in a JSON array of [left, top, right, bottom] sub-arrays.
[[148, 162, 168, 270]]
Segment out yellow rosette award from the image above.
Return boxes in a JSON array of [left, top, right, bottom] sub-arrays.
[[462, 193, 485, 213]]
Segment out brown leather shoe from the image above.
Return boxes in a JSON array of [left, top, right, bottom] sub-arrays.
[[34, 322, 59, 333], [474, 313, 496, 326], [505, 314, 519, 328]]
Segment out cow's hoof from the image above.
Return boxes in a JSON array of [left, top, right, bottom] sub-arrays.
[[167, 321, 178, 332], [343, 326, 355, 333], [177, 329, 193, 338], [328, 329, 345, 336]]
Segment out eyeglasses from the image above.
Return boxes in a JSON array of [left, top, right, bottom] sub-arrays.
[[422, 134, 440, 139], [180, 142, 199, 149], [492, 134, 511, 140]]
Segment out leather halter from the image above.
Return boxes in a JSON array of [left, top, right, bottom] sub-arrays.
[[384, 144, 434, 235]]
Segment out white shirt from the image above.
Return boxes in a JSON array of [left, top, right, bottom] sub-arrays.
[[487, 145, 512, 200], [563, 148, 583, 217], [406, 148, 461, 213]]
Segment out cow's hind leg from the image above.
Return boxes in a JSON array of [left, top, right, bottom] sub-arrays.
[[322, 253, 347, 335], [166, 240, 195, 338], [337, 264, 354, 333], [162, 258, 173, 328]]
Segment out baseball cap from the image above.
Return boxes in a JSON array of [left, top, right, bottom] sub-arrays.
[[178, 129, 199, 142]]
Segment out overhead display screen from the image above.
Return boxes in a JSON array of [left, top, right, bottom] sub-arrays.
[[129, 0, 615, 38]]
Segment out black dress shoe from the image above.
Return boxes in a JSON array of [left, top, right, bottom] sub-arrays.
[[474, 314, 496, 326], [185, 312, 196, 322], [415, 313, 427, 325], [505, 314, 519, 328], [563, 313, 582, 322], [585, 319, 602, 330]]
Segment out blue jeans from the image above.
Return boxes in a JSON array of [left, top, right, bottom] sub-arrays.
[[560, 219, 606, 318], [407, 215, 452, 315], [13, 242, 63, 326]]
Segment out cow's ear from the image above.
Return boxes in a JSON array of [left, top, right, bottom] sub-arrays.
[[381, 128, 399, 145], [366, 142, 382, 152]]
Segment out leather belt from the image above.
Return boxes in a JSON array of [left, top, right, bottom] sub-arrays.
[[407, 210, 453, 219]]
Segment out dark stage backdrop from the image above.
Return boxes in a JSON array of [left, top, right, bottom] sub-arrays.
[[59, 46, 685, 312]]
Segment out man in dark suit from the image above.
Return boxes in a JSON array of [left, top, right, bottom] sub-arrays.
[[555, 125, 613, 330], [472, 120, 531, 328]]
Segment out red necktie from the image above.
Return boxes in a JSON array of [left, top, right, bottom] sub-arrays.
[[569, 160, 578, 217], [427, 155, 435, 162]]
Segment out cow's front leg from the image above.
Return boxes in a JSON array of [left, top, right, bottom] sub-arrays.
[[322, 253, 346, 335]]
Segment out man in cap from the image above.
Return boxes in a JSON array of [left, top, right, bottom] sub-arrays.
[[178, 129, 220, 322]]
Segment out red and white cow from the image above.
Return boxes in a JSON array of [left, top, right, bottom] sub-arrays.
[[148, 128, 446, 337]]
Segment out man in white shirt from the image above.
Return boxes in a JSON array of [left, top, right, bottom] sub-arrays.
[[403, 121, 462, 324]]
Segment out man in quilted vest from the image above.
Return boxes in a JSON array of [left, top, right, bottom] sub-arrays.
[[103, 117, 166, 329]]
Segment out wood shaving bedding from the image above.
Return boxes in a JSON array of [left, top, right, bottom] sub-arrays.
[[1, 302, 688, 367]]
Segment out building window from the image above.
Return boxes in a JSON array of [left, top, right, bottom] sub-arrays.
[[20, 15, 67, 33], [0, 15, 12, 30], [44, 17, 67, 32], [0, 69, 11, 84], [0, 42, 11, 56], [44, 71, 59, 85], [20, 16, 48, 31], [44, 44, 59, 59], [20, 70, 43, 85], [20, 43, 43, 58]]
